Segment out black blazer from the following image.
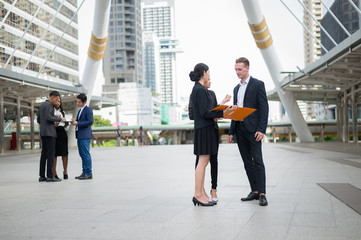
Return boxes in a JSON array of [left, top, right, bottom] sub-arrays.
[[37, 100, 62, 137], [191, 82, 223, 130], [229, 76, 269, 134]]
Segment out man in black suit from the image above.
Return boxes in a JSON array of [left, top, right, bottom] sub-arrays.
[[37, 91, 66, 182], [228, 57, 269, 206]]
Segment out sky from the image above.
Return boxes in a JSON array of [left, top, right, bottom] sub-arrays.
[[77, 0, 308, 113]]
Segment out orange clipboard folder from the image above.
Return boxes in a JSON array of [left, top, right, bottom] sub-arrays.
[[211, 105, 256, 121]]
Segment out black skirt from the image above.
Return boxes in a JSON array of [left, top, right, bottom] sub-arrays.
[[194, 124, 219, 155], [55, 127, 68, 157]]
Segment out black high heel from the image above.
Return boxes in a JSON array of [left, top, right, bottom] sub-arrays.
[[63, 173, 68, 179], [192, 197, 215, 206]]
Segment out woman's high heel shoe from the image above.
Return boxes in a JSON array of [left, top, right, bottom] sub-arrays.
[[192, 197, 215, 206], [210, 189, 218, 203], [63, 173, 68, 179]]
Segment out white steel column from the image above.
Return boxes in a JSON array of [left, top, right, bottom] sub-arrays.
[[68, 0, 111, 147], [30, 101, 35, 150], [0, 91, 4, 154], [81, 0, 111, 102], [241, 0, 314, 142], [343, 92, 349, 143], [352, 86, 358, 144], [16, 96, 21, 152]]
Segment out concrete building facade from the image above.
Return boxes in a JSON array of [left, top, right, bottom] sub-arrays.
[[0, 0, 79, 84]]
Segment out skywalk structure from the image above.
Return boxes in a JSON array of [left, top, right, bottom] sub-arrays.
[[0, 0, 118, 153], [265, 0, 361, 143]]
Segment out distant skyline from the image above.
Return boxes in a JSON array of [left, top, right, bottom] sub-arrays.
[[78, 0, 333, 104]]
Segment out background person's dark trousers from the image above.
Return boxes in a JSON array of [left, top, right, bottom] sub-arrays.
[[235, 121, 266, 194], [39, 136, 55, 178]]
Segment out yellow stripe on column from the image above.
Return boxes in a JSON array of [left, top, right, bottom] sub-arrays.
[[88, 33, 107, 60], [249, 17, 273, 49], [249, 17, 266, 32], [89, 41, 106, 52], [88, 49, 104, 60], [91, 33, 107, 44], [256, 36, 273, 49], [252, 27, 270, 41]]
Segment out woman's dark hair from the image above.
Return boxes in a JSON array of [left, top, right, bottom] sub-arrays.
[[58, 97, 65, 117], [189, 63, 209, 82], [77, 93, 87, 103]]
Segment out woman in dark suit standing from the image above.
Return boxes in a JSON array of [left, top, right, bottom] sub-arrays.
[[53, 98, 69, 179], [190, 63, 235, 206]]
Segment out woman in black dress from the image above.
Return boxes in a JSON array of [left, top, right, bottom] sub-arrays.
[[53, 98, 69, 179], [190, 63, 235, 206]]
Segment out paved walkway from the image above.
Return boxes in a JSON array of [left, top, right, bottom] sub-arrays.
[[1, 143, 361, 240]]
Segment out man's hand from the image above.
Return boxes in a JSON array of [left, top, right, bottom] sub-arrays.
[[228, 135, 234, 143], [54, 122, 59, 127], [223, 105, 237, 114], [61, 117, 66, 121], [71, 118, 77, 126], [255, 131, 264, 142]]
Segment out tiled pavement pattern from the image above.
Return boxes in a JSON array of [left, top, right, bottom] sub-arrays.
[[1, 142, 361, 240]]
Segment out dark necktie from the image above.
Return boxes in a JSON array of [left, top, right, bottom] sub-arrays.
[[76, 109, 81, 121]]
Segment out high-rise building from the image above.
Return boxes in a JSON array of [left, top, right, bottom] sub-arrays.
[[321, 0, 360, 53], [141, 0, 181, 104], [303, 0, 322, 66], [143, 31, 160, 94], [102, 0, 143, 99], [0, 0, 79, 84], [102, 0, 162, 126], [301, 0, 323, 120]]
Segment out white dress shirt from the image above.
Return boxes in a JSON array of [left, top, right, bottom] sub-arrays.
[[54, 108, 65, 127], [237, 75, 251, 107]]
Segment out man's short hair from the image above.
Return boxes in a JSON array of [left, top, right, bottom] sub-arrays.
[[49, 91, 60, 97], [77, 93, 87, 103], [235, 57, 250, 67]]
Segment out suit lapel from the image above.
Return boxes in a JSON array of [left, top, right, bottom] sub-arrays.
[[244, 77, 254, 100], [233, 84, 240, 105]]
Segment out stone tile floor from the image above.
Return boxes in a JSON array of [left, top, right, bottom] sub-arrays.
[[0, 143, 361, 240]]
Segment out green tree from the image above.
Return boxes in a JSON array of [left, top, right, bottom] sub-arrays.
[[93, 115, 112, 127]]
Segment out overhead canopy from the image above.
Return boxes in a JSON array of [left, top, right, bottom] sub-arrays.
[[0, 68, 120, 117], [267, 29, 361, 104]]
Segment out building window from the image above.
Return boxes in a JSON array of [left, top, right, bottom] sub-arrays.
[[117, 78, 125, 83], [117, 65, 124, 69], [111, 65, 115, 70], [111, 78, 115, 83]]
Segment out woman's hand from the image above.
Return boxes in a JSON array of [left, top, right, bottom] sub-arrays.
[[220, 94, 232, 105], [223, 105, 237, 114]]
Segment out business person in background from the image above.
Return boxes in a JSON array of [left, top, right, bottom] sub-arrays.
[[228, 57, 269, 206], [71, 93, 94, 180], [53, 97, 69, 180], [190, 63, 235, 206], [37, 91, 65, 182]]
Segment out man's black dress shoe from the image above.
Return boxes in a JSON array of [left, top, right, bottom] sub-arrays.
[[75, 174, 85, 179], [241, 192, 259, 201], [39, 177, 47, 182], [259, 195, 268, 206], [46, 177, 62, 182], [78, 174, 92, 180]]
